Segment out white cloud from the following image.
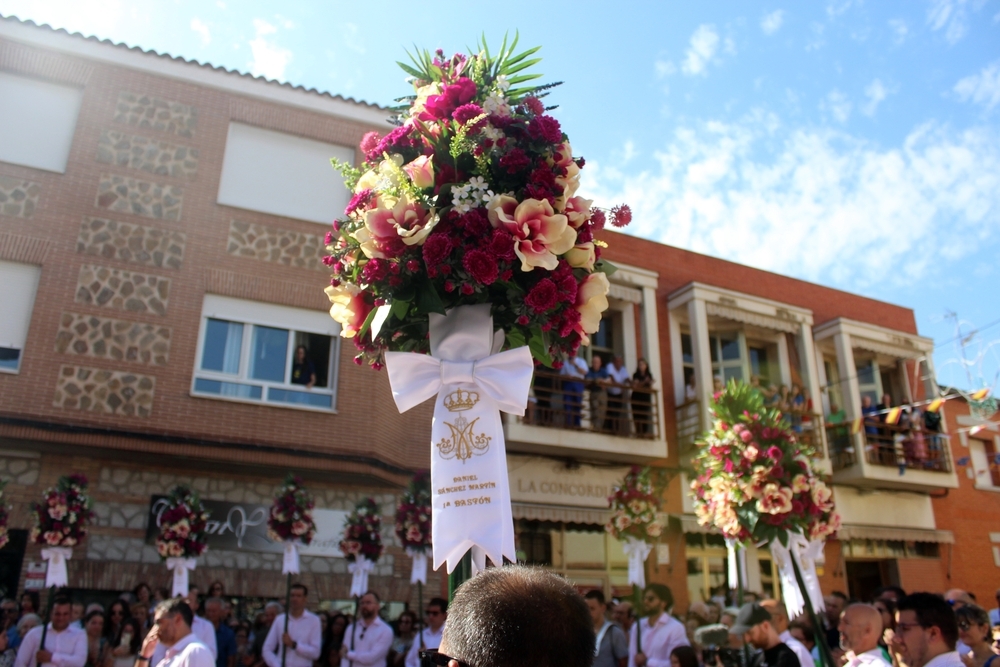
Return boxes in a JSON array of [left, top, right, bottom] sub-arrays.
[[583, 116, 1000, 291], [682, 24, 720, 76], [761, 10, 785, 35], [823, 89, 852, 123], [927, 0, 970, 44], [655, 60, 676, 78], [342, 23, 366, 55], [954, 60, 1000, 112], [888, 18, 909, 45], [248, 18, 293, 81], [861, 79, 892, 117], [190, 18, 211, 46]]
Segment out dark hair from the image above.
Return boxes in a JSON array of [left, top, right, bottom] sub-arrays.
[[52, 596, 71, 609], [830, 591, 848, 602], [897, 593, 958, 650], [83, 609, 104, 629], [955, 605, 990, 632], [21, 591, 40, 612], [133, 583, 152, 599], [443, 565, 594, 667], [290, 583, 308, 596], [788, 620, 815, 646], [585, 590, 606, 605], [361, 590, 379, 602], [671, 646, 699, 667], [321, 613, 347, 667], [426, 597, 448, 613], [645, 583, 675, 609], [873, 586, 906, 601], [156, 599, 194, 629], [116, 618, 142, 654], [208, 581, 225, 594], [396, 610, 417, 630], [873, 598, 897, 630]]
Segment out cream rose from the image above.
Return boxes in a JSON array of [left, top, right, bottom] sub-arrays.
[[574, 272, 610, 345], [403, 155, 435, 189], [325, 283, 373, 339], [354, 193, 439, 259], [565, 242, 596, 272], [487, 195, 576, 271]]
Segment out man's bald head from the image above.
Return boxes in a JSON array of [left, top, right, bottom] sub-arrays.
[[760, 600, 789, 632], [943, 590, 973, 609], [838, 604, 883, 654]]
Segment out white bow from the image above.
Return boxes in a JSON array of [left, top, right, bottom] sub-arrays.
[[41, 547, 72, 588], [348, 556, 374, 597], [166, 557, 196, 598], [770, 532, 826, 619], [406, 548, 428, 585], [622, 538, 652, 588], [282, 542, 300, 575]]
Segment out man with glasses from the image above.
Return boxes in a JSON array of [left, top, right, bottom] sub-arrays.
[[263, 584, 320, 667], [403, 599, 447, 667], [890, 593, 962, 667], [136, 600, 213, 667], [13, 596, 86, 667], [629, 584, 688, 667], [339, 592, 391, 667]]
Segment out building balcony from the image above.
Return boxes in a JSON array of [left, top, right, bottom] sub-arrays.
[[828, 423, 958, 491]]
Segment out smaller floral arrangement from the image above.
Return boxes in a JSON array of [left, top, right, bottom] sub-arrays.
[[268, 474, 317, 545], [395, 471, 432, 552], [0, 479, 9, 550], [339, 497, 384, 562], [30, 474, 94, 547], [691, 381, 840, 545], [155, 485, 210, 559], [606, 466, 664, 542]]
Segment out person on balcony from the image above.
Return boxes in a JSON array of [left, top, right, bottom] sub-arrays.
[[632, 359, 654, 437], [607, 355, 631, 435], [560, 352, 588, 427], [862, 395, 880, 437], [684, 370, 697, 402], [586, 355, 610, 432]]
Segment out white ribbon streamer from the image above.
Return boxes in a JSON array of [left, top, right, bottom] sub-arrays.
[[406, 548, 428, 585], [793, 535, 826, 615], [726, 539, 739, 590], [622, 538, 652, 588], [385, 304, 533, 574], [282, 542, 300, 575], [770, 533, 826, 620], [166, 557, 196, 598], [40, 547, 72, 588], [348, 556, 373, 597]]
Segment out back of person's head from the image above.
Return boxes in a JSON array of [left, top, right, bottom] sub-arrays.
[[442, 565, 594, 667], [427, 597, 448, 613], [897, 593, 958, 651], [873, 586, 906, 602], [155, 598, 194, 628], [671, 645, 699, 667]]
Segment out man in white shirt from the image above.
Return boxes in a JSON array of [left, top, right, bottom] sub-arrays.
[[262, 584, 321, 667], [403, 598, 447, 667], [761, 599, 816, 667], [151, 589, 216, 667], [890, 593, 963, 667], [606, 355, 631, 434], [14, 596, 86, 667], [339, 592, 392, 667], [838, 604, 890, 667], [629, 584, 689, 667], [136, 600, 214, 667]]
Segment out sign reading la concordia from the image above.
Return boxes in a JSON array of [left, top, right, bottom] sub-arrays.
[[506, 456, 630, 509]]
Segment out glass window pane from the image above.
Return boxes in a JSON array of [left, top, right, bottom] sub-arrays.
[[707, 556, 728, 598], [0, 347, 20, 371], [293, 333, 331, 388], [268, 387, 333, 409], [201, 319, 243, 374], [721, 337, 741, 361], [564, 531, 606, 569], [856, 363, 875, 386], [687, 557, 705, 604], [723, 367, 744, 382], [682, 334, 693, 365], [194, 378, 262, 399], [250, 326, 289, 382], [709, 337, 719, 363]]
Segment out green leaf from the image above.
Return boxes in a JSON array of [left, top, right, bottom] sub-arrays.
[[594, 260, 619, 277], [500, 45, 541, 70], [415, 281, 447, 315], [528, 327, 552, 367], [390, 299, 410, 321], [502, 59, 542, 77], [396, 61, 425, 80], [505, 73, 543, 86], [357, 307, 379, 340], [506, 329, 526, 349]]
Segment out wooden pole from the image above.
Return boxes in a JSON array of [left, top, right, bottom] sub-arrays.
[[348, 595, 360, 667], [417, 580, 425, 650], [791, 551, 834, 667], [633, 583, 642, 654], [281, 573, 291, 667]]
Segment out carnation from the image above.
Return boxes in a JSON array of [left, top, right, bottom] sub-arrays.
[[525, 279, 557, 313], [463, 249, 499, 285], [422, 233, 453, 268], [527, 115, 563, 143]]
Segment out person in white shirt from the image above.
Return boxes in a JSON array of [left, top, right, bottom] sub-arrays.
[[838, 604, 891, 667], [136, 600, 214, 667], [14, 597, 86, 667], [339, 593, 392, 667], [890, 593, 964, 667], [629, 584, 689, 667], [403, 598, 447, 667], [606, 355, 631, 435], [761, 600, 817, 667], [262, 584, 321, 667], [150, 590, 216, 667], [560, 352, 588, 427]]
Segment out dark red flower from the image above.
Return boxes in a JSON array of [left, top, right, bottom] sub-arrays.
[[422, 234, 453, 267], [462, 249, 499, 285], [527, 115, 563, 144], [523, 96, 545, 115], [422, 77, 478, 120], [590, 209, 606, 230], [499, 148, 531, 174], [487, 229, 516, 260], [610, 204, 632, 228], [525, 279, 558, 313], [345, 189, 374, 217], [453, 103, 484, 125], [460, 209, 491, 238]]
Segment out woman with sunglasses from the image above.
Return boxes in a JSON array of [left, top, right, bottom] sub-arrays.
[[104, 601, 130, 644], [955, 606, 998, 667]]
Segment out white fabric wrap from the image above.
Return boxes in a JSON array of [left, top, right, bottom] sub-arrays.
[[166, 557, 196, 597], [385, 304, 533, 574], [41, 547, 72, 588], [770, 533, 826, 619], [622, 538, 652, 588], [406, 548, 428, 585], [282, 542, 300, 575], [348, 556, 373, 597]]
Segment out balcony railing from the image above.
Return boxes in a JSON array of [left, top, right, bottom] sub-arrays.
[[519, 370, 660, 439], [826, 421, 857, 471], [788, 412, 827, 460], [862, 422, 951, 472], [675, 400, 702, 451]]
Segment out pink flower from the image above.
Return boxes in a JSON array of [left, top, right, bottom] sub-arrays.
[[355, 194, 439, 259], [421, 77, 477, 120], [574, 272, 610, 345], [739, 429, 753, 443], [325, 283, 373, 339], [403, 155, 435, 190], [766, 445, 784, 461], [463, 250, 499, 285], [292, 520, 308, 536], [756, 483, 794, 515], [422, 234, 453, 268], [811, 482, 834, 512], [563, 197, 593, 229], [610, 204, 632, 228], [359, 131, 380, 155], [487, 196, 576, 271], [792, 475, 810, 494], [168, 541, 184, 557], [528, 115, 563, 144], [452, 103, 484, 125]]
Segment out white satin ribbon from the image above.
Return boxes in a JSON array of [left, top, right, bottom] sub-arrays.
[[41, 547, 72, 588], [282, 542, 300, 575], [406, 548, 428, 585], [166, 557, 196, 597], [622, 538, 652, 588], [770, 533, 826, 619], [385, 304, 533, 574], [794, 535, 826, 614], [348, 556, 373, 597]]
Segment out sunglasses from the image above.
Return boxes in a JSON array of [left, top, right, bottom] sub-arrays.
[[419, 651, 468, 667]]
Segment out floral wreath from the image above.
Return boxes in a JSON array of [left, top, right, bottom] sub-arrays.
[[340, 497, 384, 562], [395, 471, 432, 552], [30, 474, 94, 547], [268, 474, 317, 545], [155, 485, 210, 559], [606, 466, 665, 542]]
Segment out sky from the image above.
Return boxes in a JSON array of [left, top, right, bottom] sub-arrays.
[[2, 0, 998, 391]]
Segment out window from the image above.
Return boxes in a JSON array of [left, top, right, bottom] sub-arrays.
[[685, 533, 728, 603], [0, 72, 83, 173], [0, 261, 41, 373], [217, 123, 355, 225], [710, 334, 745, 382], [969, 437, 1000, 489], [192, 295, 340, 411], [856, 360, 881, 405]]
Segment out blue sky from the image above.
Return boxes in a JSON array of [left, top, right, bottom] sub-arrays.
[[2, 0, 998, 391]]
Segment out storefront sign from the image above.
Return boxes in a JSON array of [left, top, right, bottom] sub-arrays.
[[145, 496, 347, 557], [24, 562, 46, 590], [507, 456, 629, 509]]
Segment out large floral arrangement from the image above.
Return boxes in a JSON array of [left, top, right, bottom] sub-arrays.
[[692, 381, 840, 545], [155, 485, 210, 559], [395, 471, 432, 552], [268, 474, 317, 545], [606, 466, 664, 542], [0, 480, 9, 550], [339, 497, 384, 562], [323, 36, 631, 368], [30, 474, 93, 547]]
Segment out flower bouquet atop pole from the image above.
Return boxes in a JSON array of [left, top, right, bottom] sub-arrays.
[[605, 466, 664, 589], [395, 472, 432, 648], [691, 381, 839, 666], [155, 485, 210, 597], [324, 34, 630, 578], [340, 497, 384, 598], [0, 479, 9, 551]]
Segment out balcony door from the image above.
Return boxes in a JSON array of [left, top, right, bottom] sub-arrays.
[[710, 333, 745, 383]]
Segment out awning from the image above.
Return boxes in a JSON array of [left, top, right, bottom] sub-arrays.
[[851, 337, 927, 360], [836, 524, 955, 544], [705, 302, 800, 334], [677, 514, 717, 535], [608, 283, 643, 304], [512, 502, 610, 525]]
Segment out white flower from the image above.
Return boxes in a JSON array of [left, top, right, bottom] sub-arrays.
[[495, 75, 510, 92], [483, 92, 510, 118], [451, 177, 495, 214]]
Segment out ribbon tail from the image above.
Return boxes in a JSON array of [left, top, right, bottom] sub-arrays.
[[167, 558, 195, 598], [348, 557, 371, 598], [282, 542, 300, 575], [726, 538, 739, 590], [41, 547, 72, 588], [623, 538, 651, 589], [770, 541, 804, 620], [407, 550, 427, 586]]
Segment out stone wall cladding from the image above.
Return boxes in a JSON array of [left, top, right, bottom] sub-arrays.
[[77, 217, 185, 269], [55, 312, 171, 366], [96, 130, 199, 179], [114, 92, 197, 138], [227, 220, 326, 270], [75, 264, 170, 316], [53, 365, 155, 417], [0, 455, 41, 486], [95, 174, 182, 221], [0, 175, 41, 219]]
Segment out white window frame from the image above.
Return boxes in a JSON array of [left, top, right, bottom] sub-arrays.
[[0, 261, 42, 374], [856, 359, 882, 404], [968, 435, 1000, 491], [191, 295, 341, 412], [0, 72, 83, 173], [710, 331, 747, 383]]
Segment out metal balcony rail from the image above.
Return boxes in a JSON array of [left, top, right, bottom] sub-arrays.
[[519, 369, 660, 439], [861, 421, 951, 472], [675, 400, 702, 451], [825, 421, 857, 471]]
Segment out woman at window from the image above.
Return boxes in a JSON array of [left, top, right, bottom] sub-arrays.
[[291, 345, 317, 389], [631, 358, 654, 436], [956, 605, 998, 667]]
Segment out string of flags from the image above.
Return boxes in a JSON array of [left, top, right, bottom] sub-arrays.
[[843, 387, 993, 436]]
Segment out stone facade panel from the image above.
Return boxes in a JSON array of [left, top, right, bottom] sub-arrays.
[[96, 174, 183, 221], [0, 454, 41, 486], [55, 312, 171, 365], [96, 130, 199, 179], [75, 264, 170, 315], [114, 92, 197, 138], [77, 217, 185, 269], [227, 220, 325, 270], [0, 175, 41, 219], [53, 365, 155, 417]]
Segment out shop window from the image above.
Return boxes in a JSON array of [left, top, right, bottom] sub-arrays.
[[0, 261, 42, 374], [0, 72, 83, 173], [192, 295, 339, 411], [842, 539, 939, 559], [686, 533, 728, 603], [515, 521, 552, 566]]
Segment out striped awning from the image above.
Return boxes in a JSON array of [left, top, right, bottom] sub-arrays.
[[836, 524, 954, 544], [511, 502, 610, 525], [705, 302, 800, 334]]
